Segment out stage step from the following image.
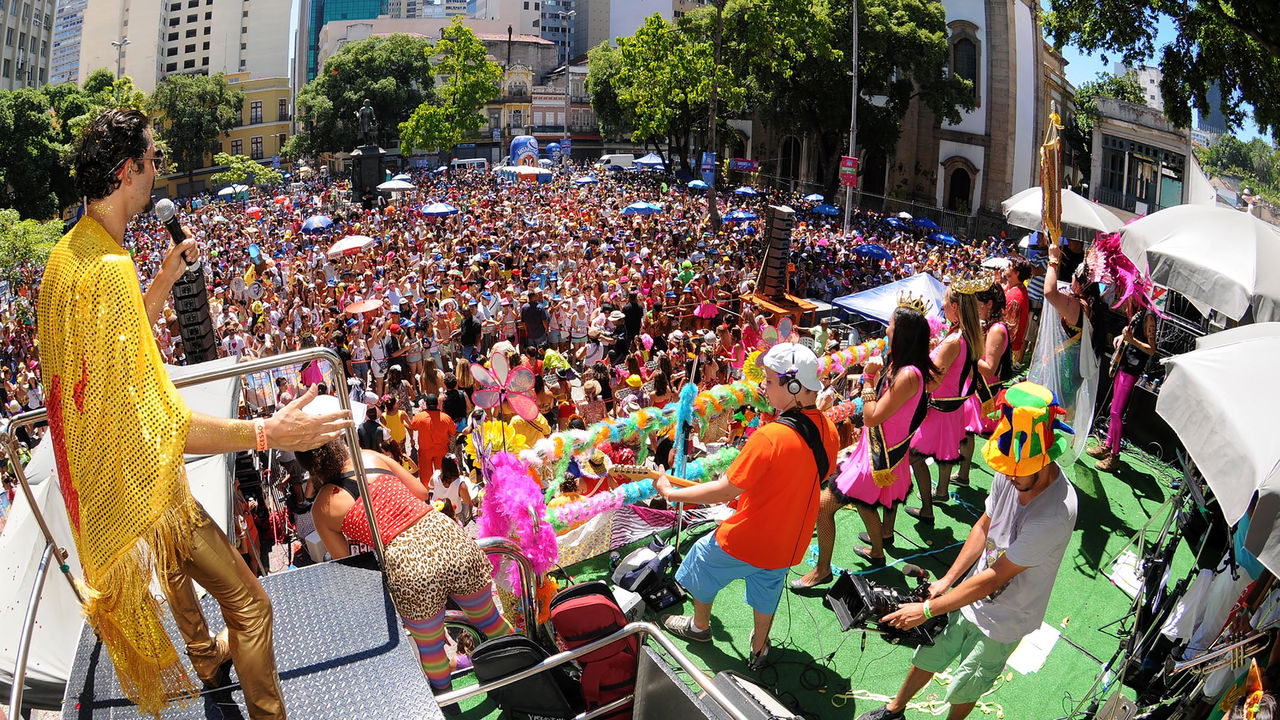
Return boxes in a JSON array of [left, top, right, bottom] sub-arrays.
[[61, 554, 443, 719]]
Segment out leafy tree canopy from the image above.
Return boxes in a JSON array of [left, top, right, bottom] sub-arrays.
[[209, 152, 284, 189], [288, 34, 436, 157], [585, 43, 628, 139], [399, 18, 503, 155], [1043, 0, 1280, 141], [0, 89, 74, 220], [1196, 134, 1280, 205], [149, 73, 243, 181], [0, 208, 63, 286]]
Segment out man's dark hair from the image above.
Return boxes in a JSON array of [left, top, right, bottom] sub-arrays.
[[1010, 256, 1033, 282], [423, 393, 439, 408], [73, 108, 150, 202], [444, 372, 458, 389]]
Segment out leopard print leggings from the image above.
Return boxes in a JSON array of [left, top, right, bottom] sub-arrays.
[[383, 510, 492, 620]]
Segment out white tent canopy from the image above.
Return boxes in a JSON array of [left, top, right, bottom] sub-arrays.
[[1119, 204, 1280, 322], [1001, 186, 1124, 233], [832, 272, 947, 324], [0, 358, 242, 708], [1156, 323, 1280, 577]]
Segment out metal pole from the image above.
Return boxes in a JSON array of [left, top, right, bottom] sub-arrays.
[[705, 0, 724, 233], [842, 2, 857, 235], [7, 544, 55, 720], [475, 537, 540, 636]]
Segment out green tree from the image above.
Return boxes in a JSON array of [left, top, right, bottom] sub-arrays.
[[1196, 134, 1280, 205], [149, 73, 243, 189], [585, 43, 628, 139], [1060, 70, 1145, 187], [678, 0, 972, 193], [288, 34, 436, 157], [400, 18, 503, 155], [606, 13, 744, 171], [209, 152, 284, 189], [0, 208, 63, 286], [1043, 0, 1280, 141], [0, 89, 74, 220]]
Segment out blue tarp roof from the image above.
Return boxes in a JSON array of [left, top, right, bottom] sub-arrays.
[[832, 272, 947, 325]]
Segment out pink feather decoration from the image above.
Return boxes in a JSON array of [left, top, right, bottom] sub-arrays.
[[476, 451, 559, 586]]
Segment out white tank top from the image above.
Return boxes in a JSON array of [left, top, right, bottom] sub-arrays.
[[430, 470, 463, 512]]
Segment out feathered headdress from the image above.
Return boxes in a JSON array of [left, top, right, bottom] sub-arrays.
[[1086, 232, 1161, 316]]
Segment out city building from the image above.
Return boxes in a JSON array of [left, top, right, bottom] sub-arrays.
[[0, 0, 57, 90], [78, 0, 291, 92], [539, 0, 571, 59], [313, 18, 541, 70], [1088, 95, 1192, 220], [571, 0, 670, 58], [1198, 82, 1227, 136], [1118, 63, 1164, 113], [49, 0, 86, 85], [296, 0, 384, 87], [158, 72, 293, 198]]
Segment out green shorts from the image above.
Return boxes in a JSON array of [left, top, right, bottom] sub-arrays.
[[910, 613, 1019, 705]]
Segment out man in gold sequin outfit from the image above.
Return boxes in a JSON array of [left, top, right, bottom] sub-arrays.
[[38, 109, 351, 719]]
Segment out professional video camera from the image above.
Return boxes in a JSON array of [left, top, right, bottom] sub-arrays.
[[822, 566, 949, 648]]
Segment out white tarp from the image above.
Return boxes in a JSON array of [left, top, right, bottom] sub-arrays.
[[0, 358, 242, 708], [832, 272, 947, 324]]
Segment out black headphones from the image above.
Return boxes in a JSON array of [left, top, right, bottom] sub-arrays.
[[779, 345, 804, 395]]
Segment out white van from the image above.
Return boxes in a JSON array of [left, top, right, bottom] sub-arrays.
[[450, 157, 489, 172], [598, 153, 634, 169]]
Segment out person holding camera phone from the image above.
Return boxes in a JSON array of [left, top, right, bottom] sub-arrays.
[[857, 382, 1078, 720]]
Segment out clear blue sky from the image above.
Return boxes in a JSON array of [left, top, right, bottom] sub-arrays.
[[1052, 9, 1269, 144]]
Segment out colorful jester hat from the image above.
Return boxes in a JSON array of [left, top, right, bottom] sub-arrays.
[[982, 381, 1074, 476]]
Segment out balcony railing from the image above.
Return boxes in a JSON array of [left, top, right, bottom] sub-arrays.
[[1095, 186, 1180, 214]]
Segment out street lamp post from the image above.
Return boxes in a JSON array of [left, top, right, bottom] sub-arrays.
[[559, 10, 576, 165], [110, 37, 129, 81], [842, 3, 857, 235], [706, 0, 725, 234]]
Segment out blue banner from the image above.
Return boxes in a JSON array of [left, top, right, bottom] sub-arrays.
[[701, 151, 716, 187]]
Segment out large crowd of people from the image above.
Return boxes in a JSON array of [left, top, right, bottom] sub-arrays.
[[16, 108, 1157, 720]]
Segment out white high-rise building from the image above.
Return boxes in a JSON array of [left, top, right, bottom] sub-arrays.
[[0, 0, 57, 90], [571, 0, 671, 58], [79, 0, 292, 92], [49, 0, 85, 84]]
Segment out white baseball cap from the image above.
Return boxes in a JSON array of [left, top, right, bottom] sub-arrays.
[[761, 342, 822, 392]]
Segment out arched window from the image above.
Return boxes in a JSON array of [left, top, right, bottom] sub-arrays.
[[948, 21, 981, 107]]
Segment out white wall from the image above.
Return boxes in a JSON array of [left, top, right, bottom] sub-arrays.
[[1011, 1, 1036, 193], [937, 139, 986, 210], [80, 0, 164, 91], [608, 0, 670, 43], [940, 0, 987, 136], [244, 0, 293, 78]]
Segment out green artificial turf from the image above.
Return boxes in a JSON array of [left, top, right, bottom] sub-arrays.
[[452, 445, 1190, 720]]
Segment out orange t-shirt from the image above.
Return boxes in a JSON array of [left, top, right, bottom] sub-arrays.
[[409, 410, 455, 465], [715, 409, 840, 570]]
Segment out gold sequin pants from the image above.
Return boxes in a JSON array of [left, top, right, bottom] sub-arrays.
[[160, 504, 286, 720]]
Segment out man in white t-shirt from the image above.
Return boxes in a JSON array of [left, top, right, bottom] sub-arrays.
[[858, 382, 1078, 720]]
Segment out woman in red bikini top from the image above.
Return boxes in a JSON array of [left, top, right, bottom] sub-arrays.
[[300, 396, 512, 699]]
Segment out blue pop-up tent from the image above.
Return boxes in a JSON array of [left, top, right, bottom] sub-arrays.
[[832, 272, 947, 324]]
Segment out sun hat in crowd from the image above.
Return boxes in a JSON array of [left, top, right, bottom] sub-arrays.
[[760, 342, 823, 392], [626, 374, 643, 388]]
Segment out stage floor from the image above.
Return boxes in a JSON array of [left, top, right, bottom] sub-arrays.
[[61, 554, 443, 720]]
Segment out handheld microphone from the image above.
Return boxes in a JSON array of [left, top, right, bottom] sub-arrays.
[[154, 198, 217, 364], [900, 563, 930, 580]]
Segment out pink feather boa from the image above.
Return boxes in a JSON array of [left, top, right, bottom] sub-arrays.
[[476, 451, 559, 586]]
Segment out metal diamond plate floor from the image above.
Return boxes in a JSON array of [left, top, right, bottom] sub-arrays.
[[61, 554, 443, 720]]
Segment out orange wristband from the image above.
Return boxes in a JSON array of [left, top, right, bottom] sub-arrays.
[[253, 418, 268, 451]]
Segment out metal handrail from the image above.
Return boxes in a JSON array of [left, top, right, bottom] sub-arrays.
[[2, 348, 386, 715], [476, 537, 540, 636], [433, 621, 751, 720], [6, 544, 54, 720]]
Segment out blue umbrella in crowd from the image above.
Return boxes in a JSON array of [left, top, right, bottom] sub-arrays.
[[853, 243, 894, 261], [724, 209, 758, 223], [421, 202, 459, 217], [392, 173, 412, 181], [804, 193, 825, 202], [573, 175, 599, 185], [688, 179, 709, 190], [622, 201, 662, 216], [813, 204, 841, 216], [913, 217, 942, 231], [734, 186, 761, 197], [883, 217, 908, 230], [928, 232, 961, 246], [301, 215, 333, 233]]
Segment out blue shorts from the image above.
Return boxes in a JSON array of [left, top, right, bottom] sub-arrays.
[[675, 532, 788, 615], [548, 329, 563, 345]]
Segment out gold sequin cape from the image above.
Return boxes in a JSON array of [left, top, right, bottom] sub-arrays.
[[37, 216, 200, 715]]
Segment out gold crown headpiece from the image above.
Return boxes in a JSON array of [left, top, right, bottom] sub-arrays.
[[952, 270, 994, 296], [897, 292, 932, 315]]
